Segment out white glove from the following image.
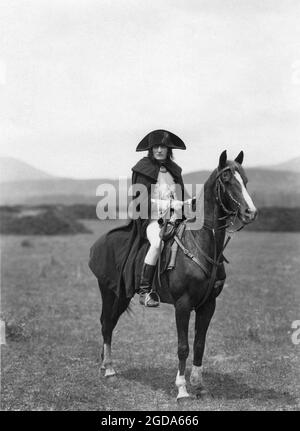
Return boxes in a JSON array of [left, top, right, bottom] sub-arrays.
[[186, 197, 196, 205], [171, 200, 183, 211], [151, 199, 170, 212]]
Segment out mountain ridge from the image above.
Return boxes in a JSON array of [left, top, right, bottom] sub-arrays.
[[1, 154, 300, 183], [0, 156, 299, 207], [0, 157, 55, 183]]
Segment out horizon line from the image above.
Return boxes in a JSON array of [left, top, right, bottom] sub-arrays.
[[0, 154, 299, 181]]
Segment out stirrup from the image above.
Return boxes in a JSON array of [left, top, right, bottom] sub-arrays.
[[144, 291, 160, 307]]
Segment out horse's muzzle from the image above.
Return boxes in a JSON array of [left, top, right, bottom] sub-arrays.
[[240, 208, 258, 224]]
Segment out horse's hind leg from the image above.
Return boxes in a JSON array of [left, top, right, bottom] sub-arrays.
[[191, 298, 216, 399], [99, 281, 130, 378], [175, 294, 191, 401], [100, 287, 116, 377]]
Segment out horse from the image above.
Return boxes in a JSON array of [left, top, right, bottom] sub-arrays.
[[90, 150, 257, 401]]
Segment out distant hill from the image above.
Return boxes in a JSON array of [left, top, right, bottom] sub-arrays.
[[0, 157, 55, 183], [0, 156, 300, 207], [0, 177, 130, 206], [259, 156, 300, 173], [0, 168, 299, 208]]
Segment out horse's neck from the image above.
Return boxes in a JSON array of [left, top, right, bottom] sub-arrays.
[[191, 175, 225, 251], [203, 179, 222, 228]]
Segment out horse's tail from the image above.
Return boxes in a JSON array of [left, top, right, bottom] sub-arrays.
[[124, 302, 134, 318]]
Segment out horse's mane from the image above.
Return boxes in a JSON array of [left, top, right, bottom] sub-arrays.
[[206, 160, 247, 185]]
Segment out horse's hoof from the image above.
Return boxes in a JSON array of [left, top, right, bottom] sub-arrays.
[[104, 368, 117, 379], [196, 388, 213, 401], [105, 374, 117, 382], [177, 395, 190, 404]]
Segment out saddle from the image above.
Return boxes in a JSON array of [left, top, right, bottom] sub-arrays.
[[134, 219, 187, 305], [159, 218, 180, 242], [134, 217, 229, 305]]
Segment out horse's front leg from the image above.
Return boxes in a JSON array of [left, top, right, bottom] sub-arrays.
[[191, 297, 216, 399], [101, 343, 116, 377], [175, 294, 191, 402]]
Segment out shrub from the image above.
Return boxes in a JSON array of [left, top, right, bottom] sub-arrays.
[[0, 208, 91, 235]]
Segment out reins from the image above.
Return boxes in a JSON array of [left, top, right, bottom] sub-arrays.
[[215, 166, 241, 219], [157, 166, 246, 309]]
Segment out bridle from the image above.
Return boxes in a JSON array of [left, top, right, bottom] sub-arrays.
[[211, 166, 246, 233], [215, 167, 241, 218]]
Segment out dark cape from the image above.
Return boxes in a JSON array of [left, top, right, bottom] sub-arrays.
[[88, 156, 185, 298]]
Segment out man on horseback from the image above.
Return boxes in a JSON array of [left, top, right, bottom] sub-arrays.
[[132, 130, 186, 307], [89, 147, 257, 393]]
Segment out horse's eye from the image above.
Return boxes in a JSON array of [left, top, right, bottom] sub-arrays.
[[221, 171, 231, 182]]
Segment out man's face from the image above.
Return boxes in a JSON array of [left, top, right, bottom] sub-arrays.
[[152, 145, 168, 161]]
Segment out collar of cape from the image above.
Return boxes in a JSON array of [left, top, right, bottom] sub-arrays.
[[132, 156, 182, 182]]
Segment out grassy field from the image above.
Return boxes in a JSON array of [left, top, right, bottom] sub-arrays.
[[1, 220, 299, 411]]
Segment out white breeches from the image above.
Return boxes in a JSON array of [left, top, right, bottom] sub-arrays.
[[144, 220, 164, 265]]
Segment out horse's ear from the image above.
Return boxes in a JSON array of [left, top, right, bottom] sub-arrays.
[[235, 151, 244, 165], [219, 150, 227, 169]]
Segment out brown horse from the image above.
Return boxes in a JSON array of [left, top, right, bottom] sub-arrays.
[[90, 150, 257, 401]]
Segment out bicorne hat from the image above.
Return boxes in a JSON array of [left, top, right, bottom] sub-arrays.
[[136, 129, 186, 152]]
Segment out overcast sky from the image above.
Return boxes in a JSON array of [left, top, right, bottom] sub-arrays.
[[1, 0, 300, 178]]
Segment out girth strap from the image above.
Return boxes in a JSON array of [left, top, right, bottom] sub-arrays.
[[194, 234, 232, 311], [155, 220, 231, 310], [173, 236, 210, 278], [171, 230, 231, 310]]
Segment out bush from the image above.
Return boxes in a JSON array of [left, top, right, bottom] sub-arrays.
[[61, 204, 98, 220], [245, 207, 300, 232], [0, 208, 91, 235]]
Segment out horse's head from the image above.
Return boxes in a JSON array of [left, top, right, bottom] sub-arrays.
[[215, 150, 257, 224]]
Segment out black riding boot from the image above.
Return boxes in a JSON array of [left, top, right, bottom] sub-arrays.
[[139, 263, 160, 307]]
